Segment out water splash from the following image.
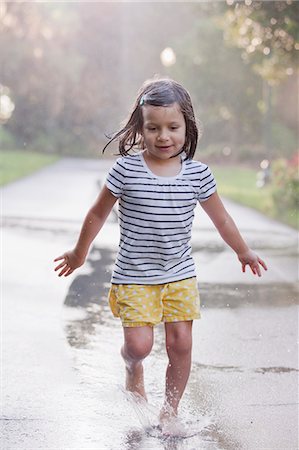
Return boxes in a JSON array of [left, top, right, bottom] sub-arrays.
[[119, 385, 213, 442], [119, 386, 160, 429]]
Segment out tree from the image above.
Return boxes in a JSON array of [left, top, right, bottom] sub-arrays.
[[219, 0, 298, 84], [218, 1, 298, 159], [167, 3, 265, 160]]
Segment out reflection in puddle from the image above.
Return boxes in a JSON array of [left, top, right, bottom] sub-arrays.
[[62, 245, 298, 449]]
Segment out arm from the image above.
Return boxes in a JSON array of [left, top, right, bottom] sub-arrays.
[[200, 192, 267, 276], [54, 185, 118, 277]]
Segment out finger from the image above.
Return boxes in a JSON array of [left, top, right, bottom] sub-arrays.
[[258, 258, 268, 271], [54, 255, 65, 262], [250, 265, 257, 276], [64, 268, 74, 277], [54, 261, 67, 272], [58, 265, 70, 277], [254, 264, 261, 277], [242, 263, 246, 273]]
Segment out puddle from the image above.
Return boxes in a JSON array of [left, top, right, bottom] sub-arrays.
[[199, 282, 298, 308]]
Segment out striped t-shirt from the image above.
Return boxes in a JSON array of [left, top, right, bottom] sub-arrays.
[[105, 151, 216, 285]]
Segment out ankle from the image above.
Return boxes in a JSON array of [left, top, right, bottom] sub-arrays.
[[159, 403, 178, 423]]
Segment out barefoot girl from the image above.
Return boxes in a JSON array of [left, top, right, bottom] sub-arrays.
[[54, 78, 267, 432]]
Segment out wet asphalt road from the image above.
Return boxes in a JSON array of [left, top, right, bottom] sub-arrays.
[[1, 158, 298, 450]]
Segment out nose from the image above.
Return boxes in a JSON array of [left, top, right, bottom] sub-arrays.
[[157, 129, 169, 141]]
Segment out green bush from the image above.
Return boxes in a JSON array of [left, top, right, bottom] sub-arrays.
[[0, 127, 18, 149], [271, 155, 299, 214], [271, 123, 297, 159]]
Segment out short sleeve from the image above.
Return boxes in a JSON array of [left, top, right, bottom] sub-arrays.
[[197, 164, 217, 202], [105, 157, 126, 198]]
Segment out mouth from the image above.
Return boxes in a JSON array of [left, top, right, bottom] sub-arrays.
[[156, 145, 172, 151]]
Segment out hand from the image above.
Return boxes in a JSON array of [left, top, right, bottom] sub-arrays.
[[54, 250, 86, 277], [238, 249, 267, 277]]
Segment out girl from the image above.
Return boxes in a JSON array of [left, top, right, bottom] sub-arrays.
[[54, 77, 267, 434]]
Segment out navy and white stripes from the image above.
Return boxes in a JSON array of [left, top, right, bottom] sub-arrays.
[[105, 152, 216, 284]]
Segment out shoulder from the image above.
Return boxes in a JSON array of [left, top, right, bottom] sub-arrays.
[[114, 153, 143, 168], [108, 153, 146, 180], [185, 160, 217, 201], [184, 159, 212, 178]]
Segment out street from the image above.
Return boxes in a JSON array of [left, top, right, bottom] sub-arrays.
[[1, 158, 298, 449]]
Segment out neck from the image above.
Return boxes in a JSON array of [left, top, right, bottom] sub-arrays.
[[142, 151, 182, 177]]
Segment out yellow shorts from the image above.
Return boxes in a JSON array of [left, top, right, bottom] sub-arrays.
[[108, 277, 200, 327]]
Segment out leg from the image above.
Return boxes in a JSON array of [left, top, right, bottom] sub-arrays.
[[121, 325, 154, 400], [160, 321, 193, 421]]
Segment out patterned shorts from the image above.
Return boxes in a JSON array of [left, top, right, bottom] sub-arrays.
[[108, 277, 200, 327]]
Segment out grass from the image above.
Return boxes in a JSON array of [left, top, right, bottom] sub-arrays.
[[0, 150, 60, 186], [212, 164, 298, 229]]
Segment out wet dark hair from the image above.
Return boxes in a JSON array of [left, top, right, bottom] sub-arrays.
[[102, 77, 200, 160]]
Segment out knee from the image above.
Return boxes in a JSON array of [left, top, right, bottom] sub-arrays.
[[166, 330, 192, 356], [123, 338, 153, 362]]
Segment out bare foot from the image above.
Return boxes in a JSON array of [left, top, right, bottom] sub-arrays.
[[159, 404, 188, 437], [159, 410, 188, 437], [159, 403, 177, 425]]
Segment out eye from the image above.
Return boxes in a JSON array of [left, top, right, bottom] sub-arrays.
[[147, 127, 156, 131], [170, 126, 179, 130]]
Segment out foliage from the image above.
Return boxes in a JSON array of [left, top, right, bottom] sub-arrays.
[[0, 126, 17, 149], [0, 1, 297, 161], [219, 0, 299, 85], [168, 10, 264, 151], [271, 122, 297, 158], [271, 155, 299, 213]]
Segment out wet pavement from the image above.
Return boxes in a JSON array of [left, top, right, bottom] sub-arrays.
[[2, 158, 298, 449]]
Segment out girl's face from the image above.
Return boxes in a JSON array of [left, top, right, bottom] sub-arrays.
[[141, 102, 186, 161]]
